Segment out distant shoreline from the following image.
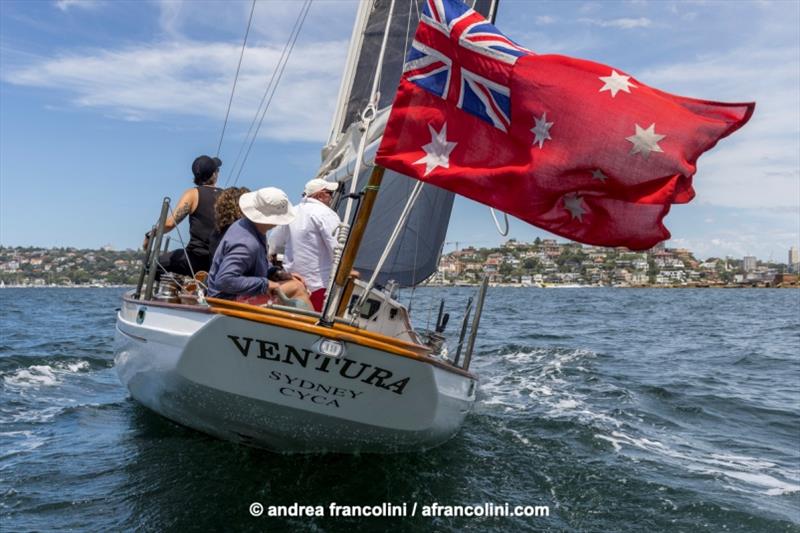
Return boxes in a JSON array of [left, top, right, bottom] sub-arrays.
[[422, 285, 798, 289]]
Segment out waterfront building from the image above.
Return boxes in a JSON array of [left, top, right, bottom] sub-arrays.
[[790, 247, 799, 272], [743, 256, 757, 272]]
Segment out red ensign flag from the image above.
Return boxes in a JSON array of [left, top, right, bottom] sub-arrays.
[[376, 0, 754, 250]]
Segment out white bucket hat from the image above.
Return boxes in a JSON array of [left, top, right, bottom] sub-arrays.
[[303, 178, 338, 197], [239, 187, 296, 225]]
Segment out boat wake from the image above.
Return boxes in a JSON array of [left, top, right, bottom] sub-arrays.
[[472, 344, 800, 499], [0, 355, 107, 389]]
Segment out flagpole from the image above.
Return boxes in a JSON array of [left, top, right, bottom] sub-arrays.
[[318, 165, 385, 327]]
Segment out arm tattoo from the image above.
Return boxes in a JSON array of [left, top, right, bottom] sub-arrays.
[[173, 203, 191, 224]]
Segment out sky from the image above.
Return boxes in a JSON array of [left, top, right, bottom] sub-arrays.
[[1, 0, 798, 262]]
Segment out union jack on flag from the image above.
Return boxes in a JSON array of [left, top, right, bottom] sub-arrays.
[[402, 0, 530, 132]]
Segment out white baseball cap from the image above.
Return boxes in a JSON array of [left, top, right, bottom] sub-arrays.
[[303, 178, 338, 197], [239, 187, 296, 225]]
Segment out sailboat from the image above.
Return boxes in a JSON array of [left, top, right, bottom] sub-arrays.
[[114, 0, 496, 453], [114, 0, 752, 453]]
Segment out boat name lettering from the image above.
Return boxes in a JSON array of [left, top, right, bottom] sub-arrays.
[[227, 335, 410, 395]]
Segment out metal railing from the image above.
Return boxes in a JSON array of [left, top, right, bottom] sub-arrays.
[[134, 198, 170, 300], [462, 276, 489, 371]]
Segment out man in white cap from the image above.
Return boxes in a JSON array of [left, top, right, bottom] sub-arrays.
[[268, 178, 344, 311], [207, 187, 310, 307]]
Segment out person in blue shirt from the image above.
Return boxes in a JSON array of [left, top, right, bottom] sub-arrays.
[[207, 187, 311, 308]]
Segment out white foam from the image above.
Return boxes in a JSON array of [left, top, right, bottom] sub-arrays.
[[595, 430, 800, 497], [2, 359, 91, 389], [595, 433, 623, 452], [61, 361, 89, 373], [553, 399, 579, 410], [708, 453, 776, 470], [5, 405, 63, 424], [711, 470, 800, 496], [528, 385, 553, 397], [3, 365, 60, 387], [478, 347, 623, 429], [503, 427, 531, 446], [0, 430, 46, 457]]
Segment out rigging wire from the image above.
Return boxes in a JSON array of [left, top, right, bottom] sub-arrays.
[[216, 0, 257, 157], [228, 0, 312, 186], [223, 0, 311, 186]]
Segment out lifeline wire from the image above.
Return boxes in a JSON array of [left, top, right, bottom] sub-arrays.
[[216, 0, 257, 157], [229, 0, 312, 186]]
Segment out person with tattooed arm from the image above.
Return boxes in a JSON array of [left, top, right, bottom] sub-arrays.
[[143, 155, 223, 276]]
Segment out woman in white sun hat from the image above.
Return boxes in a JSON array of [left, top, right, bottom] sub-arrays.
[[207, 187, 311, 308]]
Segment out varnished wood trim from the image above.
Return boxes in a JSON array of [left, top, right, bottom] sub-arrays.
[[336, 278, 355, 316], [207, 296, 316, 322], [206, 297, 430, 355], [334, 166, 385, 288]]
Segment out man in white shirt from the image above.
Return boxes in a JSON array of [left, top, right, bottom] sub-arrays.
[[269, 178, 341, 311]]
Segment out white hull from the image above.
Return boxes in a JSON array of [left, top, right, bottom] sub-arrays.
[[114, 296, 476, 453]]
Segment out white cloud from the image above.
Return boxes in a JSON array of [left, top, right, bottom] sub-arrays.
[[669, 225, 800, 260], [536, 15, 556, 25], [3, 40, 349, 142], [579, 17, 652, 29], [55, 0, 105, 11], [3, 0, 358, 142], [638, 45, 800, 211]]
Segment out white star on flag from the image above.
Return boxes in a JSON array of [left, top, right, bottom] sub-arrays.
[[591, 169, 608, 182], [531, 112, 554, 149], [564, 194, 586, 221], [598, 69, 637, 98], [626, 123, 665, 158], [414, 123, 458, 176]]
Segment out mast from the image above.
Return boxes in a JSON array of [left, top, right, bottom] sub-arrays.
[[319, 166, 386, 327]]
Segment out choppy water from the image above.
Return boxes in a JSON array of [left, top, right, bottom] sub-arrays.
[[1, 287, 798, 531]]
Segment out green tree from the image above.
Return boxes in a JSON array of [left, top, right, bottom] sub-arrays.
[[523, 258, 539, 271]]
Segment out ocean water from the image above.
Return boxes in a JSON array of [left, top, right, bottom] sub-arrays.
[[1, 287, 798, 531]]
